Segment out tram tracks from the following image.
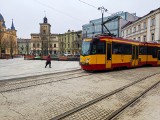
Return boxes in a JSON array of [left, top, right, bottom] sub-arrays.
[[49, 72, 160, 120], [0, 69, 92, 93]]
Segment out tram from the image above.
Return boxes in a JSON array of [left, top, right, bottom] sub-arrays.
[[80, 35, 160, 71]]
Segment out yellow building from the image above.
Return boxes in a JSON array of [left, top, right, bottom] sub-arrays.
[[58, 30, 82, 55], [0, 13, 17, 58], [122, 8, 160, 43]]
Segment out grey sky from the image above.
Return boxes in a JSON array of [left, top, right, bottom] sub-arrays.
[[1, 0, 160, 38]]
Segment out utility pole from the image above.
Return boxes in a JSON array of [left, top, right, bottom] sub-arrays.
[[98, 6, 107, 34]]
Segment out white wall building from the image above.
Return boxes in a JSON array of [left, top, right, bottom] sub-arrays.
[[122, 8, 160, 43]]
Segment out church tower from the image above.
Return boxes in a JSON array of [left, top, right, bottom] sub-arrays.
[[31, 15, 59, 56], [40, 16, 51, 35], [40, 16, 51, 55]]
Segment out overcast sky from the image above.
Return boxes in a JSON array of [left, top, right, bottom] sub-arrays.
[[1, 0, 160, 38]]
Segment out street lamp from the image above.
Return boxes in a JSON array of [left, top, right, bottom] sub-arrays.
[[98, 6, 107, 34]]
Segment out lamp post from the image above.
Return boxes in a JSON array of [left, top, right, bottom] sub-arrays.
[[98, 6, 107, 34]]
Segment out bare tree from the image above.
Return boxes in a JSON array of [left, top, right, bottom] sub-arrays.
[[9, 36, 16, 58], [0, 24, 4, 58]]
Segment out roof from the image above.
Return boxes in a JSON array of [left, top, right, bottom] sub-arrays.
[[11, 19, 15, 30], [0, 13, 4, 21], [17, 38, 31, 43], [122, 7, 160, 29]]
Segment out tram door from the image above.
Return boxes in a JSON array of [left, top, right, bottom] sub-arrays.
[[132, 45, 139, 67], [158, 51, 160, 65], [106, 43, 112, 69]]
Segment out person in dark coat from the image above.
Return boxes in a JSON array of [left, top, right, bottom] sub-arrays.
[[45, 54, 51, 68]]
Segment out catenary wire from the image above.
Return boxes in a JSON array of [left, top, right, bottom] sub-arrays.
[[32, 0, 86, 22]]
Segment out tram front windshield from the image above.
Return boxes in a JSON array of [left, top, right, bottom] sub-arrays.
[[82, 41, 91, 56]]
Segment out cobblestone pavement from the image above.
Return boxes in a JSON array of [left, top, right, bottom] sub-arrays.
[[114, 80, 160, 120], [0, 58, 80, 80], [0, 58, 160, 120]]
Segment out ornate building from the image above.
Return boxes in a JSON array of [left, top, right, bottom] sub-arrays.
[[30, 16, 59, 56], [0, 13, 17, 58], [58, 30, 82, 55], [17, 38, 31, 55], [121, 8, 160, 42]]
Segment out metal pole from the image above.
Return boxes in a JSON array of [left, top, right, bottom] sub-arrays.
[[98, 6, 107, 35], [117, 16, 120, 37], [102, 12, 104, 34]]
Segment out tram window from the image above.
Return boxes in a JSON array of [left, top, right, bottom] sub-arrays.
[[112, 43, 122, 54], [91, 42, 106, 54], [92, 45, 97, 54], [148, 46, 157, 58], [123, 44, 132, 54], [97, 42, 106, 54], [158, 52, 160, 60], [112, 42, 132, 54], [139, 46, 147, 55], [107, 44, 111, 60]]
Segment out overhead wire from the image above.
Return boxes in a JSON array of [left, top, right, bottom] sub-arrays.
[[78, 0, 114, 15], [32, 0, 86, 22], [78, 0, 97, 9]]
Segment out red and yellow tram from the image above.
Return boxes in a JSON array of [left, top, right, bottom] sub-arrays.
[[80, 35, 160, 71]]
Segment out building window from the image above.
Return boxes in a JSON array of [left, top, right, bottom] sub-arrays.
[[54, 44, 56, 47], [138, 25, 141, 31], [37, 44, 40, 48], [151, 18, 155, 26], [50, 44, 52, 48], [143, 35, 146, 42], [43, 30, 46, 34], [151, 33, 154, 41], [138, 37, 141, 41], [122, 31, 124, 37], [133, 27, 136, 32], [143, 22, 146, 29], [33, 43, 35, 48], [130, 28, 132, 34]]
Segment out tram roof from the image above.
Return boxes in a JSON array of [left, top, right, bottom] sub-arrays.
[[83, 35, 160, 47]]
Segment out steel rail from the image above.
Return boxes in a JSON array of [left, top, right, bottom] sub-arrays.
[[50, 72, 160, 120], [0, 70, 93, 93], [107, 80, 160, 120]]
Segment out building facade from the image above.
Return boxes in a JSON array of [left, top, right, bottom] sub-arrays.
[[58, 30, 82, 55], [0, 13, 17, 58], [17, 38, 31, 55], [121, 8, 160, 43], [30, 16, 59, 56], [82, 11, 138, 38]]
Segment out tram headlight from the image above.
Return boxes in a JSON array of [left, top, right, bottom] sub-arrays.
[[85, 58, 90, 63]]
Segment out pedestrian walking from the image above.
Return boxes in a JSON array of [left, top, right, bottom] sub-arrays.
[[45, 54, 51, 68]]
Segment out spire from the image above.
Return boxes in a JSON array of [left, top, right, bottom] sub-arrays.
[[43, 11, 48, 23], [2, 21, 6, 27], [0, 13, 4, 21], [11, 19, 15, 30]]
